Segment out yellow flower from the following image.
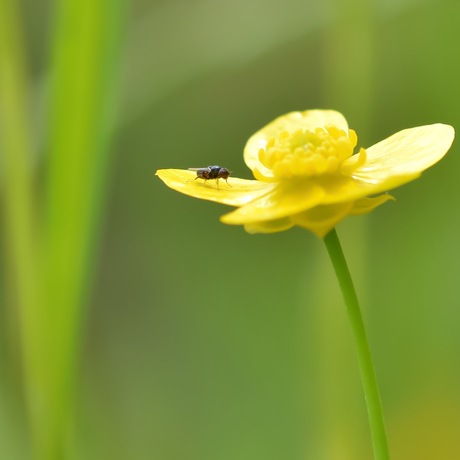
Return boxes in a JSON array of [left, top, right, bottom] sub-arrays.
[[156, 110, 454, 237]]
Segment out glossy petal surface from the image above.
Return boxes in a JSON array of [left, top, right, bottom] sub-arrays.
[[220, 181, 324, 224], [348, 195, 395, 216], [291, 202, 354, 238], [346, 124, 455, 188], [156, 169, 274, 206]]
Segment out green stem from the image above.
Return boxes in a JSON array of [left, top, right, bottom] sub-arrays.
[[323, 228, 390, 460]]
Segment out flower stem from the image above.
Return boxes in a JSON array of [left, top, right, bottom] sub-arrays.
[[323, 228, 390, 460]]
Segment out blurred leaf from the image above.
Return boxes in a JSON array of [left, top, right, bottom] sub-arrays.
[[37, 0, 127, 457]]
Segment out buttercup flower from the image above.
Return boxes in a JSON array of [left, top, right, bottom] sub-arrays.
[[156, 110, 454, 237]]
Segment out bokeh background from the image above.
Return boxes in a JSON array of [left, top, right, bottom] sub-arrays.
[[1, 0, 460, 459]]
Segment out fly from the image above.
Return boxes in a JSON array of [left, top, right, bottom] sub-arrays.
[[188, 165, 231, 188]]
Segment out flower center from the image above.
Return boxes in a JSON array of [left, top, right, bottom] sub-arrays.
[[258, 126, 362, 179]]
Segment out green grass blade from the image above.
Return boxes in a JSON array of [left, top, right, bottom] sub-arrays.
[[0, 2, 43, 456], [0, 0, 36, 320], [37, 0, 127, 457]]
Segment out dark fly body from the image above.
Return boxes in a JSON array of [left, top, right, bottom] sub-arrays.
[[188, 165, 231, 188]]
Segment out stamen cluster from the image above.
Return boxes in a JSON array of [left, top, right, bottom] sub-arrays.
[[258, 126, 359, 179]]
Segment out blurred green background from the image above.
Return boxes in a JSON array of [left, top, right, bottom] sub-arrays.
[[1, 0, 460, 459]]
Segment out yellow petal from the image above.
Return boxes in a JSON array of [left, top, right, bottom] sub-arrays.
[[156, 169, 274, 206], [291, 202, 354, 238], [348, 194, 395, 216], [310, 175, 382, 205], [220, 181, 324, 224], [244, 110, 349, 179], [244, 217, 294, 234], [345, 124, 455, 191], [292, 195, 395, 238]]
